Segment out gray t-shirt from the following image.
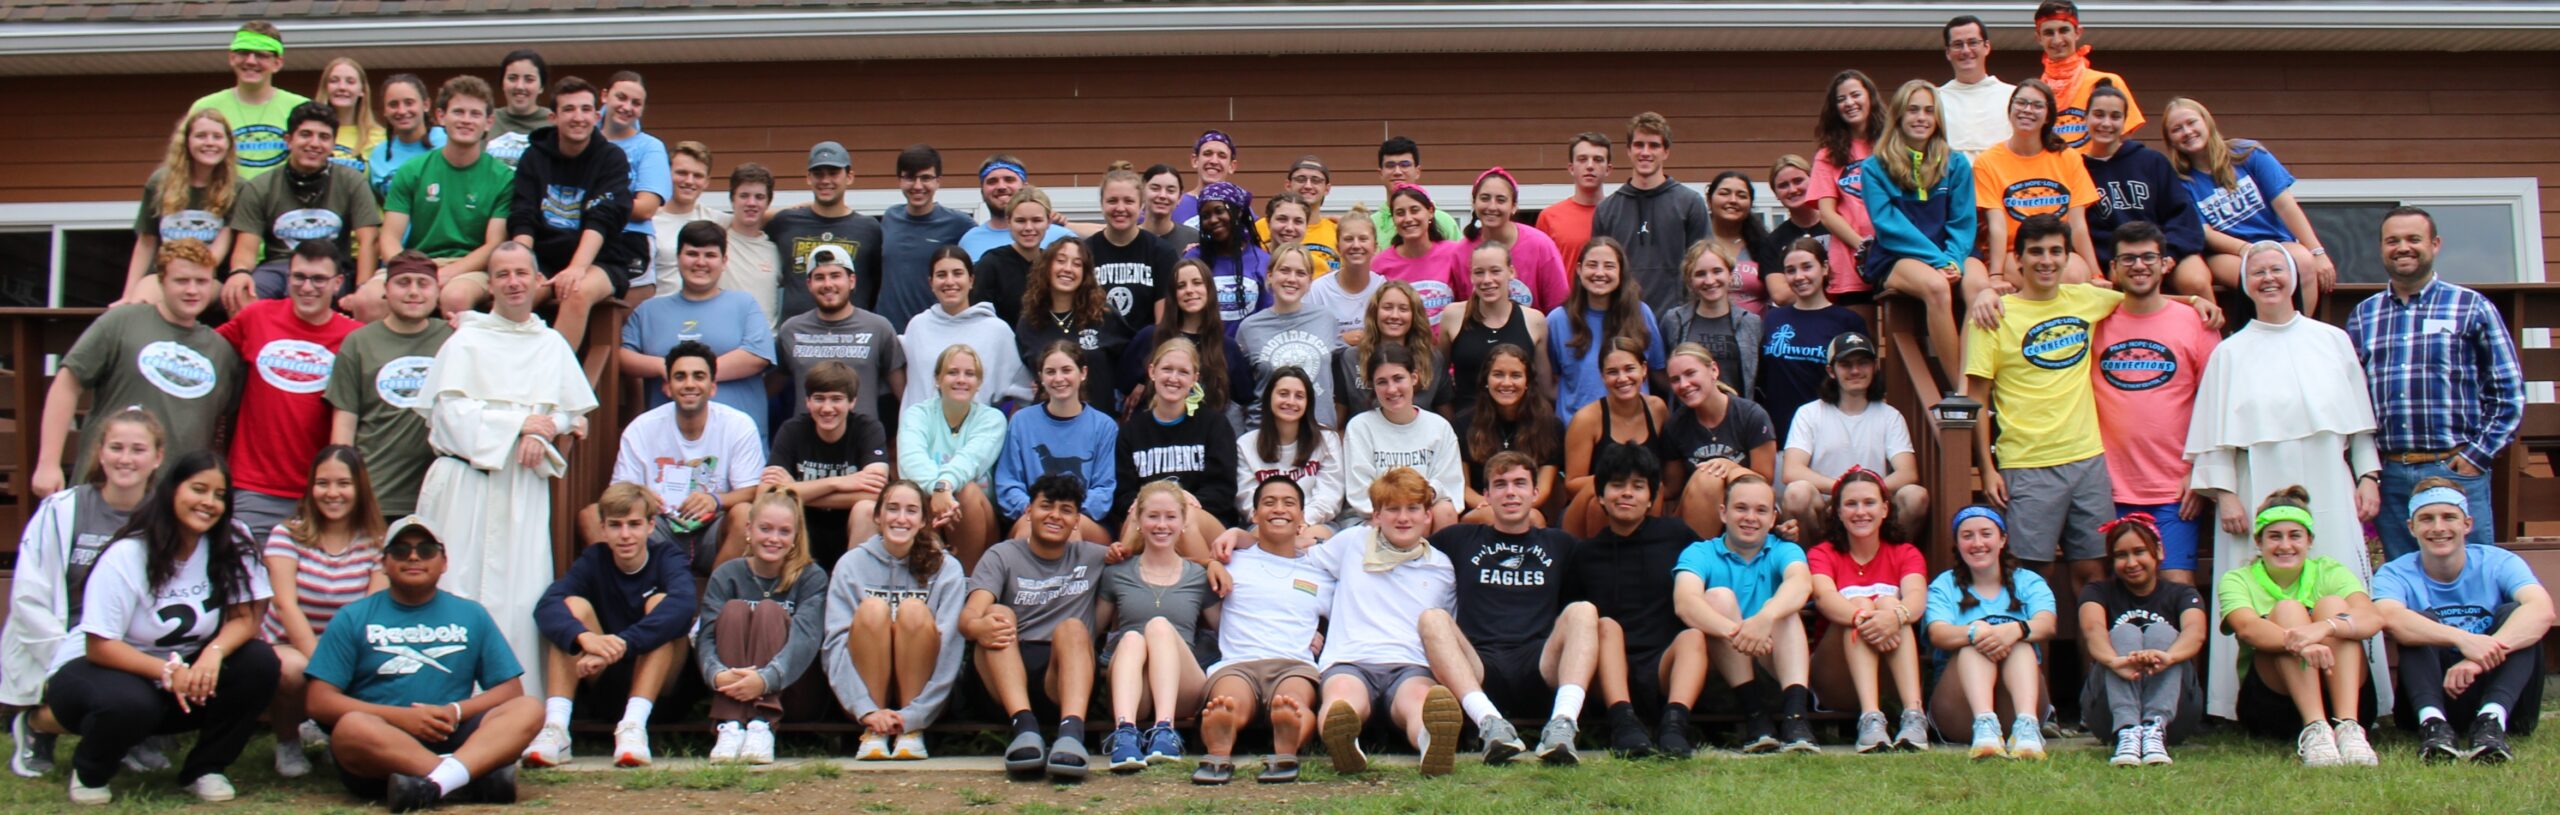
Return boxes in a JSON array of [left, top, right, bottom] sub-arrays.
[[1100, 558, 1216, 663], [1674, 309, 1747, 394], [766, 209, 886, 318], [62, 304, 242, 477], [323, 319, 454, 518], [774, 306, 904, 421], [1234, 305, 1343, 430], [966, 538, 1108, 644], [64, 484, 134, 626]]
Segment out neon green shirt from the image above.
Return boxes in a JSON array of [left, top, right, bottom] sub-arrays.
[[191, 87, 311, 179]]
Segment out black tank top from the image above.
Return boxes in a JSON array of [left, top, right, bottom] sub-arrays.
[[1449, 305, 1534, 416], [1596, 396, 1659, 467]]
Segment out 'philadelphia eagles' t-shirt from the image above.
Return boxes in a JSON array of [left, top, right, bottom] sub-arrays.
[[304, 589, 523, 707], [325, 319, 455, 517], [1430, 523, 1578, 650]]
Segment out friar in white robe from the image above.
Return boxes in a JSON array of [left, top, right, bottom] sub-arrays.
[[413, 243, 598, 700], [2185, 241, 2389, 720]]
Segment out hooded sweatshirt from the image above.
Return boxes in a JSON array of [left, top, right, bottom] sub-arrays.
[[896, 396, 1007, 493], [505, 126, 634, 275], [2082, 139, 2207, 262], [1591, 178, 1712, 315], [821, 537, 967, 730], [994, 403, 1120, 519], [1115, 407, 1240, 528], [897, 301, 1034, 412], [694, 558, 828, 695]]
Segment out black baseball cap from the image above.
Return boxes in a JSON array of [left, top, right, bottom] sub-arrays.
[[1827, 331, 1878, 362]]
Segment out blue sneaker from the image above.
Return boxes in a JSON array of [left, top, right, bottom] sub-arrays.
[[2008, 717, 2047, 761], [1107, 723, 1147, 773], [1145, 723, 1185, 764]]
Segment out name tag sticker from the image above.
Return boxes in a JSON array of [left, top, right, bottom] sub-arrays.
[[2423, 318, 2457, 335], [1293, 579, 1320, 596]]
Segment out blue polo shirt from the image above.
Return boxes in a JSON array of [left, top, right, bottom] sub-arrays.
[[1673, 536, 1806, 617], [2372, 545, 2541, 636]]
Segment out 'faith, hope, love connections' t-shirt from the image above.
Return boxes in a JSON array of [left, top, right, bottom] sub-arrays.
[[61, 305, 241, 478], [1963, 284, 2124, 470], [2091, 301, 2218, 505]]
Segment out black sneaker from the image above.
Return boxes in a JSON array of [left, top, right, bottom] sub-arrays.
[[1777, 714, 1820, 754], [1608, 720, 1656, 759], [1656, 719, 1696, 759], [2467, 717, 2512, 765], [459, 763, 518, 804], [2417, 718, 2461, 764], [1740, 712, 1780, 754], [385, 773, 442, 813]]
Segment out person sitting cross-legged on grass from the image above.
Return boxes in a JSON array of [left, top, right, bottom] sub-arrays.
[[962, 473, 1111, 782], [694, 486, 829, 765], [307, 519, 543, 812], [2371, 479, 2551, 764], [823, 480, 969, 762], [1419, 450, 1601, 767], [1673, 472, 1817, 754], [1925, 506, 2057, 761], [1194, 476, 1331, 785], [523, 483, 697, 769], [2077, 513, 2206, 767], [1312, 467, 1465, 776], [2216, 486, 2384, 768]]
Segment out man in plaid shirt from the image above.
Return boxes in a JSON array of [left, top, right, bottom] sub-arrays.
[[2346, 206, 2523, 560]]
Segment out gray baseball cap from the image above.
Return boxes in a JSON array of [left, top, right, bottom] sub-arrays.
[[807, 141, 851, 170]]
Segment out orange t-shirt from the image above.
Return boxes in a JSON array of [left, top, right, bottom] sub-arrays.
[[2053, 68, 2140, 151], [1973, 143, 2099, 236], [1535, 197, 1597, 270]]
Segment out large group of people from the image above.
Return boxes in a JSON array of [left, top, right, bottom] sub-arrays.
[[2, 2, 2549, 810]]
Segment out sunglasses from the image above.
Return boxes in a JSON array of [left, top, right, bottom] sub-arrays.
[[385, 540, 445, 560]]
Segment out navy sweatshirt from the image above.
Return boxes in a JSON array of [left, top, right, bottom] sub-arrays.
[[2083, 140, 2206, 262], [507, 126, 635, 275], [535, 537, 698, 654]]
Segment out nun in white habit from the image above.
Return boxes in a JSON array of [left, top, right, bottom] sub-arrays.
[[2184, 240, 2389, 719]]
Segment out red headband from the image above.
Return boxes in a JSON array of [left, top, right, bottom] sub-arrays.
[[2036, 8, 2080, 27], [2099, 512, 2158, 539]]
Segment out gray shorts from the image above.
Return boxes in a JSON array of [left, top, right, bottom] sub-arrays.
[[2001, 455, 2112, 562], [1319, 662, 1434, 711], [232, 490, 300, 542]]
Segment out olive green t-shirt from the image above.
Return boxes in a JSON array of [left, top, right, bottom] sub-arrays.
[[322, 319, 454, 517], [228, 164, 383, 260], [61, 304, 241, 476]]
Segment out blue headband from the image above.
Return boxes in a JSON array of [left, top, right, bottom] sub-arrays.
[[1196, 130, 1234, 155], [979, 160, 1026, 182], [1953, 505, 2005, 536], [2407, 486, 2468, 517]]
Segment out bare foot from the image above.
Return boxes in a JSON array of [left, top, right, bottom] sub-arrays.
[[1200, 695, 1241, 756], [1270, 694, 1309, 754]]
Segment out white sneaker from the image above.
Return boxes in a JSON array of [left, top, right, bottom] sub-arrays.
[[187, 773, 236, 803], [854, 731, 891, 761], [2109, 726, 2143, 767], [2140, 722, 2172, 766], [273, 739, 312, 778], [742, 721, 776, 765], [708, 722, 745, 765], [68, 772, 111, 806], [2332, 719, 2379, 766], [612, 721, 652, 767], [892, 732, 929, 760], [298, 719, 331, 749], [523, 723, 573, 768], [2297, 720, 2342, 767]]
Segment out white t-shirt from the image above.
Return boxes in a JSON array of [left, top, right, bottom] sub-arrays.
[[723, 230, 782, 328], [1303, 271, 1385, 338], [58, 531, 273, 671], [1209, 544, 1334, 672], [1938, 75, 2019, 155], [1784, 399, 1915, 483], [1342, 409, 1463, 515], [650, 204, 729, 298], [1308, 525, 1453, 669], [611, 401, 768, 515]]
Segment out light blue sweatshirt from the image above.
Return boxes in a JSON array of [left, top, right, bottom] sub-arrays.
[[993, 403, 1119, 519], [896, 397, 1007, 492]]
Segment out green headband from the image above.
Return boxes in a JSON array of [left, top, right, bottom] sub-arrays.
[[230, 30, 283, 55], [2253, 505, 2315, 538]]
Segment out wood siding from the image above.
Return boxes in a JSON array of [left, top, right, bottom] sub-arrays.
[[6, 50, 2554, 278]]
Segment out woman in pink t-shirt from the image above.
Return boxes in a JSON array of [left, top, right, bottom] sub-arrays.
[[1463, 168, 1568, 312], [1804, 468, 1930, 753], [1810, 70, 1883, 299], [1372, 184, 1470, 328], [1703, 172, 1776, 315]]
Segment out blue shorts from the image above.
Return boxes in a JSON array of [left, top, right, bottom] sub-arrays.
[[2116, 502, 2199, 572]]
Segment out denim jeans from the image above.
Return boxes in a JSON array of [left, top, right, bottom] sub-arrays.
[[2377, 459, 2495, 561]]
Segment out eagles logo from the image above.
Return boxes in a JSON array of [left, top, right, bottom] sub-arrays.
[[2021, 316, 2092, 370]]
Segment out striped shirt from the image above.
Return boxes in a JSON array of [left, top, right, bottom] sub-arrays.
[[2344, 277, 2523, 468], [262, 527, 379, 642]]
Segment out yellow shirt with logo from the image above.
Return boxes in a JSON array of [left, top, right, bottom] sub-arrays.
[[1258, 216, 1341, 277], [1963, 283, 2125, 469]]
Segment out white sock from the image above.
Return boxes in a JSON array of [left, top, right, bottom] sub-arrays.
[[1550, 685, 1586, 723], [1460, 691, 1502, 724], [621, 697, 655, 727], [544, 697, 573, 730], [427, 756, 470, 796], [2480, 703, 2509, 727], [2418, 706, 2446, 725]]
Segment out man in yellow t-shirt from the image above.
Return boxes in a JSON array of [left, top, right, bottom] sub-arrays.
[[1965, 213, 2122, 583]]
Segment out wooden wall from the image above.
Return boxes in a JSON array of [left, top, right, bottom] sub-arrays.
[[6, 49, 2554, 278]]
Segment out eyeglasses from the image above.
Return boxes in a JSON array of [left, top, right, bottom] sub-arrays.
[[288, 273, 338, 288], [385, 540, 444, 560], [2114, 252, 2165, 266], [1947, 38, 1987, 51], [2011, 98, 2049, 111]]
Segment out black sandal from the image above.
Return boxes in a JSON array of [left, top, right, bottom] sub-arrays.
[[1191, 757, 1235, 785], [1256, 754, 1300, 783]]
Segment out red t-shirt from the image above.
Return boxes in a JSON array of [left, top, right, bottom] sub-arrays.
[[1806, 541, 1926, 601], [217, 299, 360, 498], [1535, 197, 1597, 275]]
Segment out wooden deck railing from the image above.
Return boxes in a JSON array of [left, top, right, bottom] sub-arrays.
[[0, 307, 111, 556]]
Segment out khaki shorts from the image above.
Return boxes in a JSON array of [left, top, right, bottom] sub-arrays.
[[1205, 658, 1323, 711]]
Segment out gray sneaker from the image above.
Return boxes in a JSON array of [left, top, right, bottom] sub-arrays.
[[1479, 716, 1525, 765], [1854, 711, 1891, 753], [1894, 709, 1932, 752], [1532, 717, 1579, 765], [9, 710, 54, 778]]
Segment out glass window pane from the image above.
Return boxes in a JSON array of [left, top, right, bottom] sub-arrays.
[[60, 229, 136, 308], [0, 230, 52, 307], [2305, 200, 2524, 285]]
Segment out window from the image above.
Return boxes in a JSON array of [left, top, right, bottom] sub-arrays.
[[2292, 178, 2544, 284]]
